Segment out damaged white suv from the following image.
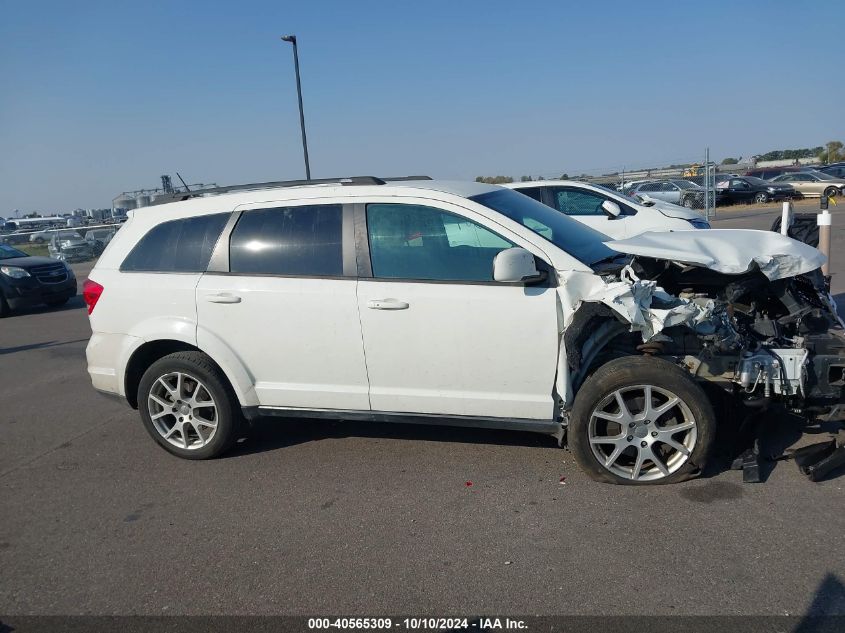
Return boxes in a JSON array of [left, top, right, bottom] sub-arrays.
[[85, 177, 843, 484]]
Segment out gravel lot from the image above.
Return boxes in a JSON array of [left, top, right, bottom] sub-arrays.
[[1, 203, 844, 617]]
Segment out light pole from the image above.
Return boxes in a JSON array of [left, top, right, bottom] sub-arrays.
[[281, 34, 311, 180]]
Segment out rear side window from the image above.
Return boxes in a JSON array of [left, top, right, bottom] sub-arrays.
[[121, 213, 229, 272], [229, 205, 343, 276]]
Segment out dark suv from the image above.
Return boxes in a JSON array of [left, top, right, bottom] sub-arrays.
[[0, 244, 77, 316]]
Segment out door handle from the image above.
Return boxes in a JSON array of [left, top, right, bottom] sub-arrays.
[[367, 298, 409, 310], [205, 293, 242, 304]]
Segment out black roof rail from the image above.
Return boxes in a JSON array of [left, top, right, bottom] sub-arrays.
[[148, 175, 434, 206]]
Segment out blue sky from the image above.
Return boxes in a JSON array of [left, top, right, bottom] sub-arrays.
[[1, 0, 843, 213]]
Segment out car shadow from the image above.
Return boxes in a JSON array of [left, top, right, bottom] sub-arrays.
[[226, 415, 555, 458], [6, 294, 86, 317], [0, 338, 89, 356]]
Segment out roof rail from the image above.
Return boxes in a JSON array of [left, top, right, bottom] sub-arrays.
[[148, 175, 433, 206]]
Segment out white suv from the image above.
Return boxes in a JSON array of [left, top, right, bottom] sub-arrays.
[[85, 177, 842, 484], [505, 180, 708, 239]]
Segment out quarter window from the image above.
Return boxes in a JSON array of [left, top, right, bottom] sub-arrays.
[[229, 205, 343, 276], [366, 204, 514, 282], [121, 213, 229, 272]]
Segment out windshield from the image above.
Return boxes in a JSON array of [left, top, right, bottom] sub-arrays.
[[744, 176, 769, 186], [0, 244, 27, 259], [469, 189, 617, 267], [672, 180, 697, 190]]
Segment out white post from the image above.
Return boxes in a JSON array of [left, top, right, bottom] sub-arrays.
[[781, 200, 792, 236], [818, 209, 832, 276]]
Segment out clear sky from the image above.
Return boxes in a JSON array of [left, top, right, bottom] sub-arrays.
[[1, 0, 843, 214]]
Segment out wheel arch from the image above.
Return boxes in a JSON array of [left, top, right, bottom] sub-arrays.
[[124, 336, 258, 409]]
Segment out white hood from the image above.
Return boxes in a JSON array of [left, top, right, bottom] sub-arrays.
[[635, 196, 703, 220], [605, 229, 826, 281]]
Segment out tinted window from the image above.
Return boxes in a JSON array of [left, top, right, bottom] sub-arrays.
[[229, 205, 343, 276], [514, 187, 544, 202], [553, 188, 606, 216], [469, 189, 617, 267], [366, 204, 513, 281], [121, 213, 229, 272]]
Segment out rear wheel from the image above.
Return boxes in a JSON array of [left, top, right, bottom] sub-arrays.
[[137, 351, 241, 459], [0, 291, 9, 318], [824, 187, 838, 199], [754, 192, 769, 204], [568, 356, 716, 485]]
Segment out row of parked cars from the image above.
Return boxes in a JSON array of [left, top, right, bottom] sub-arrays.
[[0, 226, 118, 259], [617, 162, 845, 208]]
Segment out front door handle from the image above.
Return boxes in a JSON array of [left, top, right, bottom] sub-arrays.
[[205, 293, 242, 304], [367, 298, 409, 310]]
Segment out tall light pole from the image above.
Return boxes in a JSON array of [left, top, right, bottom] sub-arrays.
[[281, 34, 311, 180]]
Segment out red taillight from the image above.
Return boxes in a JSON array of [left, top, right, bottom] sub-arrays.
[[82, 279, 104, 314]]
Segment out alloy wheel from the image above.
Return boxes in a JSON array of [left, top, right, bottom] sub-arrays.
[[147, 372, 218, 450], [588, 385, 697, 482]]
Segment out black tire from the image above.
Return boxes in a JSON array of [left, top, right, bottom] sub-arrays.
[[137, 351, 241, 459], [44, 297, 69, 308], [568, 356, 716, 485], [824, 187, 837, 199], [754, 192, 768, 204], [682, 196, 695, 209], [0, 291, 9, 318]]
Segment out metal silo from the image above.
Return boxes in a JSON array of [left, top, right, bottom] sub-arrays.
[[112, 194, 137, 213], [135, 195, 151, 208]]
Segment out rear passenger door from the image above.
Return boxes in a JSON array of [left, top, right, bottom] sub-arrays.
[[195, 202, 370, 410]]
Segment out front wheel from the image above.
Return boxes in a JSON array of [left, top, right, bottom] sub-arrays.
[[824, 187, 838, 199], [568, 356, 716, 485], [137, 351, 241, 459], [754, 192, 769, 204]]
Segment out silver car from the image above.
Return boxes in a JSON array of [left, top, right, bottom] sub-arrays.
[[628, 179, 712, 209], [48, 230, 94, 262]]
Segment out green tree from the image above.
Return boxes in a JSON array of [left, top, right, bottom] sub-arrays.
[[721, 157, 739, 165], [520, 175, 533, 182], [818, 141, 844, 165], [475, 176, 514, 184]]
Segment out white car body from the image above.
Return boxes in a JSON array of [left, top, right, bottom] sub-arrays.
[[505, 180, 706, 239], [84, 178, 840, 484]]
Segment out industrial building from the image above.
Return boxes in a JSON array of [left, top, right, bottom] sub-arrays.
[[112, 174, 216, 214]]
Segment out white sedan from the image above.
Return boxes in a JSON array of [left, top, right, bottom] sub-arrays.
[[505, 180, 709, 240]]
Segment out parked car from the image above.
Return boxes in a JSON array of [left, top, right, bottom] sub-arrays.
[[84, 228, 117, 255], [744, 167, 803, 180], [0, 243, 77, 316], [770, 171, 845, 198], [625, 179, 722, 210], [716, 176, 797, 204], [47, 230, 94, 262], [84, 177, 844, 485], [505, 180, 708, 239], [0, 230, 32, 245], [29, 229, 56, 244], [816, 163, 845, 179]]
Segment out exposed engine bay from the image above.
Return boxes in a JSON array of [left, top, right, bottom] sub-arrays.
[[567, 229, 845, 421]]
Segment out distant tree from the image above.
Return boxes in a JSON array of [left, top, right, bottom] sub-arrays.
[[475, 176, 514, 184], [818, 141, 844, 165], [721, 157, 739, 165], [537, 176, 545, 181], [520, 176, 533, 182], [560, 173, 569, 179]]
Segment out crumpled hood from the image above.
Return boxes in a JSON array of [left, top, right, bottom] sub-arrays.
[[606, 229, 826, 280]]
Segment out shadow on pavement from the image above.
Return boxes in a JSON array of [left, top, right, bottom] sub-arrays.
[[5, 294, 86, 318], [795, 573, 845, 624], [0, 337, 89, 356]]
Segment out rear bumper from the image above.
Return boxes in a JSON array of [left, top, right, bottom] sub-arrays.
[[86, 332, 141, 399]]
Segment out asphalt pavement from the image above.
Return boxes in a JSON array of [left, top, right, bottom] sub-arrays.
[[1, 205, 845, 617]]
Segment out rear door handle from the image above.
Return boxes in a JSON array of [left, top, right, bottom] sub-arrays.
[[205, 293, 242, 304], [367, 298, 409, 310]]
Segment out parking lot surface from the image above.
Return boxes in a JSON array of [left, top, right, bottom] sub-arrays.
[[2, 204, 845, 616]]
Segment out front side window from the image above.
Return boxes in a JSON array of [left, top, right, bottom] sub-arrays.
[[553, 188, 607, 216], [229, 205, 343, 276], [121, 213, 229, 272], [366, 204, 513, 282]]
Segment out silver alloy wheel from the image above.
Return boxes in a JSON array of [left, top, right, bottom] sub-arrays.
[[147, 371, 218, 450], [754, 193, 767, 203], [588, 385, 697, 482]]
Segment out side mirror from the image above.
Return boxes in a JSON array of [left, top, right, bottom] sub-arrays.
[[493, 247, 545, 284], [601, 200, 622, 218]]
